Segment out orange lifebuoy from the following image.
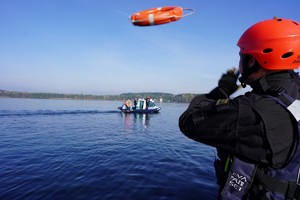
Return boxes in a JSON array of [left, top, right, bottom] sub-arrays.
[[130, 6, 184, 26]]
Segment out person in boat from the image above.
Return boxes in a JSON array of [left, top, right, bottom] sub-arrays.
[[145, 96, 150, 110], [122, 98, 132, 110], [133, 98, 137, 110], [179, 17, 300, 200]]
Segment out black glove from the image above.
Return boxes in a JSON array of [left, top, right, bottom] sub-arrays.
[[218, 68, 240, 96]]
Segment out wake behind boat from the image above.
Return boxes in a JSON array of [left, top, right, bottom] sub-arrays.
[[118, 98, 161, 114]]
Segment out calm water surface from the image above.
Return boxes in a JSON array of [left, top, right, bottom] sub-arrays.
[[0, 98, 218, 200]]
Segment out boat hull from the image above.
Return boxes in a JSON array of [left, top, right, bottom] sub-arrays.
[[118, 107, 161, 114]]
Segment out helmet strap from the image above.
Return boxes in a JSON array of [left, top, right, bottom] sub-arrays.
[[238, 54, 262, 87]]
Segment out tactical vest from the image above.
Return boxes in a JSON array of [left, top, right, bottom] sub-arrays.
[[220, 89, 300, 200]]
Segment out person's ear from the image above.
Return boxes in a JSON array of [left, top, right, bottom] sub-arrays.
[[248, 56, 256, 68]]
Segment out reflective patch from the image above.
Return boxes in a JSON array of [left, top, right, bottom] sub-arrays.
[[288, 100, 300, 121], [216, 99, 230, 105], [215, 99, 233, 112], [192, 116, 205, 125]]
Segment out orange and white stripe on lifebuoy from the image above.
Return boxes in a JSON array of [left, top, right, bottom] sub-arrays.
[[130, 6, 184, 26]]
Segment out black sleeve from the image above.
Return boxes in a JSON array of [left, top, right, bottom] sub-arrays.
[[179, 94, 240, 154], [179, 94, 297, 168]]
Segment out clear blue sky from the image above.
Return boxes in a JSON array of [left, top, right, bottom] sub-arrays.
[[1, 0, 299, 95]]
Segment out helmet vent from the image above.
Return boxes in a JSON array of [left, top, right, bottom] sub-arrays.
[[282, 52, 294, 59], [263, 48, 273, 53]]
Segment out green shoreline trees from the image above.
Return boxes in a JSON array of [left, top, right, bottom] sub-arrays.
[[0, 90, 197, 103]]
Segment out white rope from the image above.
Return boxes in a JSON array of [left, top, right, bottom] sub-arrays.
[[182, 8, 195, 18]]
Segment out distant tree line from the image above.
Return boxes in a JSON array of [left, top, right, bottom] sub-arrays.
[[0, 90, 199, 103], [173, 93, 198, 103]]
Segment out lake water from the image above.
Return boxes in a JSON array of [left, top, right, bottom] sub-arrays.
[[0, 98, 218, 200]]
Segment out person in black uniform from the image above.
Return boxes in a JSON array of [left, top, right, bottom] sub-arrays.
[[179, 17, 300, 200], [133, 98, 137, 110], [145, 96, 150, 110]]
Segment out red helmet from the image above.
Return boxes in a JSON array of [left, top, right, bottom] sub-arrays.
[[237, 18, 300, 70]]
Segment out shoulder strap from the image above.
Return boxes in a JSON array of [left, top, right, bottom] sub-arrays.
[[260, 87, 300, 199], [255, 168, 300, 200], [266, 86, 300, 121]]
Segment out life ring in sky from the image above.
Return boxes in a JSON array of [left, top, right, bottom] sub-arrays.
[[130, 6, 194, 26]]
